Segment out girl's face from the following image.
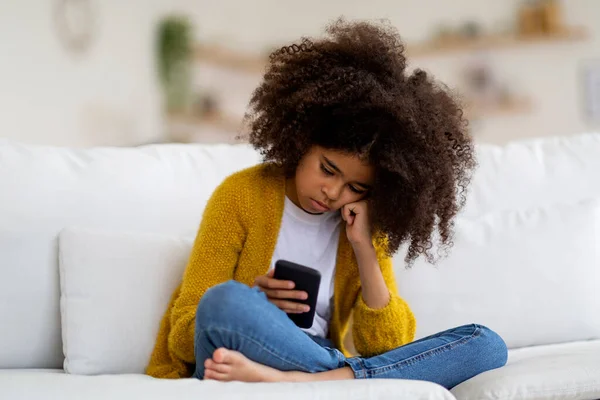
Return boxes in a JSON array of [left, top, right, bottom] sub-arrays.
[[286, 146, 375, 214]]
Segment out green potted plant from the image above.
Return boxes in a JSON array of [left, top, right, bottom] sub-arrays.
[[156, 15, 193, 114]]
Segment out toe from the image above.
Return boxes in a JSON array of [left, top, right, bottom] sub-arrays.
[[210, 362, 232, 374], [204, 369, 229, 381], [203, 369, 214, 380], [212, 348, 230, 364]]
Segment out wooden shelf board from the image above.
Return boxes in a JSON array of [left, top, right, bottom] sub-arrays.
[[167, 112, 246, 133], [467, 98, 533, 119], [407, 26, 588, 57], [165, 98, 531, 143], [193, 26, 588, 72], [195, 44, 268, 73]]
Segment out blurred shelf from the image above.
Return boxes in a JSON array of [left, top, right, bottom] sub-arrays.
[[194, 44, 268, 74], [194, 26, 589, 72], [407, 26, 589, 57], [167, 97, 531, 125], [165, 112, 247, 143], [466, 98, 533, 119], [167, 112, 244, 131], [165, 98, 531, 144]]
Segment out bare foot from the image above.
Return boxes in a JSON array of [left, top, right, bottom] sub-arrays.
[[203, 348, 288, 382], [203, 348, 355, 383]]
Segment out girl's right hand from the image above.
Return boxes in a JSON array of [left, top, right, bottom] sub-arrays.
[[254, 270, 310, 314]]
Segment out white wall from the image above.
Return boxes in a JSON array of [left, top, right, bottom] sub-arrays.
[[0, 0, 191, 147], [188, 0, 600, 144], [0, 1, 598, 146]]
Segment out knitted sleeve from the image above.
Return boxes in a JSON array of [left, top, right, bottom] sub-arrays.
[[169, 179, 247, 361], [146, 177, 246, 378], [351, 246, 416, 357]]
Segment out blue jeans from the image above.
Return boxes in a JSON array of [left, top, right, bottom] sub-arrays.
[[193, 281, 507, 389]]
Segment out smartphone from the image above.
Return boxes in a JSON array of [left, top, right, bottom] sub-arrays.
[[273, 260, 321, 329]]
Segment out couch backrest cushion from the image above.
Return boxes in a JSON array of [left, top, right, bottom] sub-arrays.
[[461, 133, 600, 218], [1, 132, 599, 367], [58, 227, 193, 374], [395, 198, 600, 348], [0, 140, 261, 368], [395, 133, 600, 348]]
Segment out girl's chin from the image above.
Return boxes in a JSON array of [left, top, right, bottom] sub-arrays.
[[302, 206, 324, 215], [298, 199, 325, 215]]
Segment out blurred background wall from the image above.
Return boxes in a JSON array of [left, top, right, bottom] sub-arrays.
[[1, 0, 599, 147]]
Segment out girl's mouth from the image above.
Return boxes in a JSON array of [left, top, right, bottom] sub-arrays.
[[310, 199, 330, 212]]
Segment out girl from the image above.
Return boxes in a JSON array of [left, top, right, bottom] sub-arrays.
[[146, 18, 507, 389]]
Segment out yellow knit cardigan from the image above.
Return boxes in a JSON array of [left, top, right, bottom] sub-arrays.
[[146, 163, 416, 379]]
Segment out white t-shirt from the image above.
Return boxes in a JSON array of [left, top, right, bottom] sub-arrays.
[[269, 196, 341, 338]]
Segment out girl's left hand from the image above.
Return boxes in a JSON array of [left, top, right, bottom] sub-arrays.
[[341, 200, 372, 248]]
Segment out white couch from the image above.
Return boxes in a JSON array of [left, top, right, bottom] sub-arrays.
[[1, 133, 599, 400]]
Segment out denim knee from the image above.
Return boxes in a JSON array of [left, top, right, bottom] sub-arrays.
[[195, 280, 256, 330], [473, 324, 508, 370]]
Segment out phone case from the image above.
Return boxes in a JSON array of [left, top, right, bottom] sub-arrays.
[[273, 260, 321, 329]]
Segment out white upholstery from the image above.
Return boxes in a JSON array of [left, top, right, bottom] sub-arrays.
[[0, 370, 455, 400], [1, 133, 599, 400], [460, 133, 600, 218], [451, 340, 600, 400], [0, 140, 260, 368], [396, 198, 600, 348], [58, 228, 193, 375]]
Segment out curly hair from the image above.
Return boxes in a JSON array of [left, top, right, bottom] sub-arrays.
[[241, 18, 477, 267]]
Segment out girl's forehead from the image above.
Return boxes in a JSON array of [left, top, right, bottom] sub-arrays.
[[318, 146, 370, 164]]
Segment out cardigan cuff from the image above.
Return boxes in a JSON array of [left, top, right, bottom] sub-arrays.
[[355, 290, 396, 314], [352, 293, 416, 356]]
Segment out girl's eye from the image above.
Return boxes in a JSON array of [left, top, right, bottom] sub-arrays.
[[320, 164, 334, 176], [349, 185, 366, 195], [320, 163, 366, 194]]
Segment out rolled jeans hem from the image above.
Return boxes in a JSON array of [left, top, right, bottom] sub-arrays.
[[344, 357, 367, 379]]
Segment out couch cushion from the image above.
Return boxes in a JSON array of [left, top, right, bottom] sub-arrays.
[[461, 132, 600, 218], [451, 340, 600, 400], [395, 198, 600, 349], [0, 370, 456, 400], [58, 227, 193, 374], [2, 133, 599, 369], [0, 141, 260, 368]]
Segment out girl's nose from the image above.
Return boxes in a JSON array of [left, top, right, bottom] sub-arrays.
[[323, 184, 342, 201]]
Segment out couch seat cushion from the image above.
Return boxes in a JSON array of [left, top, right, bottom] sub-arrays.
[[451, 340, 600, 400], [0, 369, 455, 400]]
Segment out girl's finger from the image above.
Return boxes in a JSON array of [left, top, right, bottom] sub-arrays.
[[282, 308, 305, 314], [264, 289, 307, 300], [343, 206, 354, 225], [254, 274, 267, 287], [271, 299, 310, 313], [255, 274, 294, 290], [266, 277, 295, 289], [342, 205, 351, 221]]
